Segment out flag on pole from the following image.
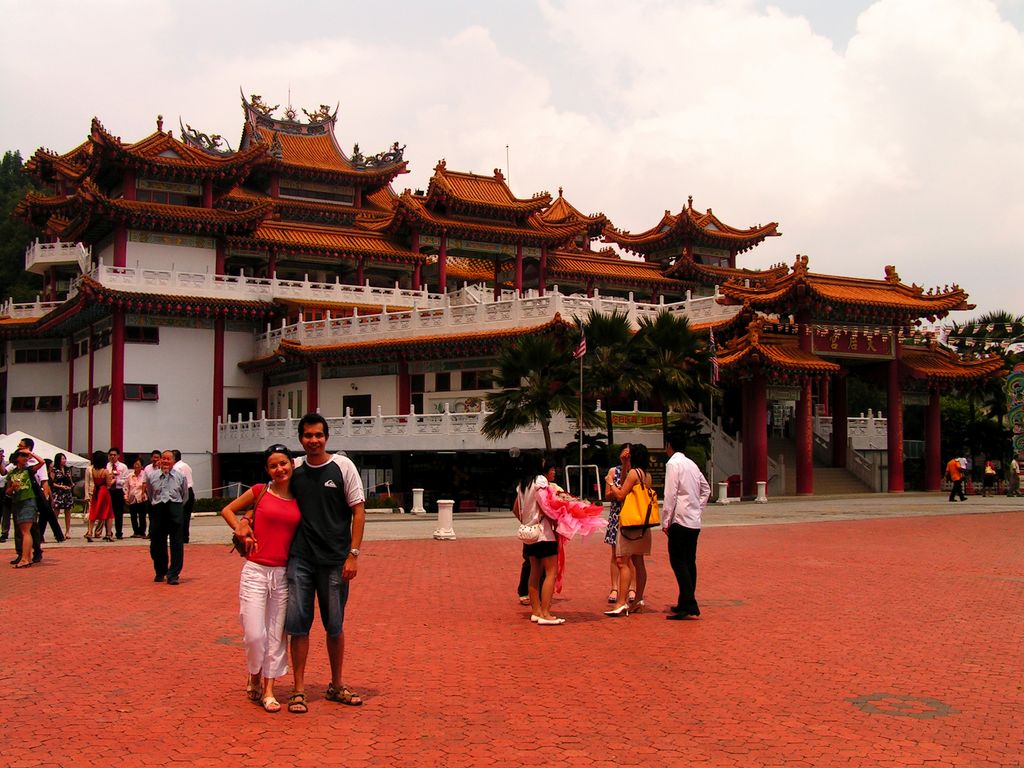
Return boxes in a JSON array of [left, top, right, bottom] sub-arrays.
[[709, 328, 720, 384], [573, 333, 587, 360]]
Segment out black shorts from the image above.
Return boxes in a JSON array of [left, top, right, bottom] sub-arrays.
[[523, 540, 558, 559]]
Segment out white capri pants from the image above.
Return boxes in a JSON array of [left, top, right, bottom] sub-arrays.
[[238, 560, 289, 679]]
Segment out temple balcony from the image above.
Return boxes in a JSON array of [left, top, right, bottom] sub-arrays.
[[0, 297, 64, 321], [255, 286, 739, 356], [217, 404, 668, 456], [25, 239, 91, 275]]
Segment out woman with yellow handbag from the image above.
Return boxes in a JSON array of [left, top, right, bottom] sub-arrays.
[[603, 444, 657, 617]]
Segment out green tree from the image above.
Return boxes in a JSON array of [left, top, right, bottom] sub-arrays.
[[482, 332, 597, 451], [0, 150, 43, 303], [581, 308, 650, 445], [634, 310, 709, 444]]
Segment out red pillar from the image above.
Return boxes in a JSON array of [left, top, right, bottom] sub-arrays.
[[831, 375, 848, 468], [267, 249, 277, 278], [356, 257, 364, 287], [750, 373, 768, 497], [203, 179, 213, 208], [741, 378, 752, 496], [113, 224, 128, 268], [306, 362, 318, 415], [538, 246, 547, 296], [67, 340, 75, 450], [123, 170, 136, 201], [887, 353, 905, 492], [110, 308, 125, 451], [398, 359, 411, 415], [211, 316, 224, 493], [795, 376, 814, 495], [515, 243, 524, 296], [413, 261, 422, 292], [215, 238, 226, 275], [269, 173, 280, 198], [493, 259, 500, 301], [88, 325, 95, 455], [924, 387, 942, 491], [438, 233, 448, 293]]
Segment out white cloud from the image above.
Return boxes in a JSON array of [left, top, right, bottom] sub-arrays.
[[1, 0, 1021, 315]]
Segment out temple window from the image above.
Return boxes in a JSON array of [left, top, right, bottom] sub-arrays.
[[124, 384, 159, 401], [460, 370, 494, 390], [125, 326, 160, 344], [10, 396, 36, 412], [37, 396, 62, 412], [135, 178, 201, 207], [14, 347, 62, 364], [279, 180, 355, 205], [435, 372, 451, 392]]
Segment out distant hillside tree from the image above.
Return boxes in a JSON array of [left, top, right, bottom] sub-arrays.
[[0, 150, 43, 303]]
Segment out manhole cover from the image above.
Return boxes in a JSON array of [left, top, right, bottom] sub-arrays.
[[847, 693, 957, 718]]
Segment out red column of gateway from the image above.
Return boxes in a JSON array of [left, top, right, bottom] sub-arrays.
[[831, 375, 848, 468], [750, 373, 769, 497], [398, 360, 411, 415], [740, 379, 752, 497], [924, 388, 942, 491], [109, 308, 125, 451], [795, 376, 814, 495], [211, 316, 224, 493], [306, 362, 319, 416], [887, 355, 905, 492], [515, 244, 523, 296], [438, 233, 448, 294]]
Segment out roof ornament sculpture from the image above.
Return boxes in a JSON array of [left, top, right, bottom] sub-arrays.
[[269, 132, 283, 160], [248, 94, 278, 117], [884, 265, 901, 283], [157, 115, 164, 132], [303, 104, 337, 123], [350, 141, 405, 170], [179, 120, 234, 155], [792, 254, 810, 275]]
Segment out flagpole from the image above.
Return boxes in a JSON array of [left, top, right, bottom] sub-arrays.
[[579, 349, 584, 497]]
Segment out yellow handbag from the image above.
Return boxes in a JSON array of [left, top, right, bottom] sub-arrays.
[[618, 469, 660, 539]]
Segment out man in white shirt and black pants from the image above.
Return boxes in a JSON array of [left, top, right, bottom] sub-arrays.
[[661, 429, 710, 620]]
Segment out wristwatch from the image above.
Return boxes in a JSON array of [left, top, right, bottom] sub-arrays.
[[349, 547, 360, 557]]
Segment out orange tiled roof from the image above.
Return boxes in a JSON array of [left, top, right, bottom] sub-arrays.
[[246, 221, 422, 262], [605, 198, 780, 256], [240, 315, 572, 371], [25, 141, 92, 183], [546, 251, 681, 286], [425, 161, 551, 215], [539, 189, 608, 235], [720, 257, 973, 318], [716, 318, 841, 376], [901, 344, 1005, 382], [393, 191, 581, 246]]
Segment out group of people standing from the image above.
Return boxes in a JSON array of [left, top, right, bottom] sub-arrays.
[[514, 429, 711, 624], [220, 413, 366, 715]]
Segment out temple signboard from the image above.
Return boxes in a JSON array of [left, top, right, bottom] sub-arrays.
[[811, 325, 895, 360]]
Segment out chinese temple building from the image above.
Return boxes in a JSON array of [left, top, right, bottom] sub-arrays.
[[1, 93, 1001, 502]]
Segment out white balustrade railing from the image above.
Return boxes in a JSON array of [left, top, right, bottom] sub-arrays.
[[255, 285, 740, 355], [814, 410, 889, 451], [25, 239, 91, 274], [218, 404, 670, 455], [848, 444, 881, 491], [0, 297, 63, 320]]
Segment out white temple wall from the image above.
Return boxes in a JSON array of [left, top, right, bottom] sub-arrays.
[[122, 233, 216, 273], [268, 382, 307, 420], [122, 325, 214, 492], [319, 375, 397, 417], [2, 349, 68, 444]]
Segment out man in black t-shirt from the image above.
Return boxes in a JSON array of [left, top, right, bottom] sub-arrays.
[[284, 413, 366, 714]]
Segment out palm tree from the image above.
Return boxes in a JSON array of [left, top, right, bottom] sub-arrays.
[[483, 332, 588, 451], [581, 308, 651, 445], [634, 310, 709, 444]]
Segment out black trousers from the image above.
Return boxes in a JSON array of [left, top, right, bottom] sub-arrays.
[[181, 488, 195, 543], [0, 495, 10, 539], [948, 479, 966, 501], [110, 487, 126, 538], [37, 498, 64, 542], [129, 502, 148, 536], [150, 501, 184, 579], [667, 524, 700, 616]]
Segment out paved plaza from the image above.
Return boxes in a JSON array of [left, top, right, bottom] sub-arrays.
[[2, 494, 1022, 767]]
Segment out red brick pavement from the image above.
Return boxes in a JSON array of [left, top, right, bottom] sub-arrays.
[[1, 512, 1022, 767]]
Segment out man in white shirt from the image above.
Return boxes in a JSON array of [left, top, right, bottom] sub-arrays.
[[171, 450, 194, 543], [107, 448, 129, 539], [661, 429, 710, 620]]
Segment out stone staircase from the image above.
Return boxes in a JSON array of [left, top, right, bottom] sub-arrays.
[[767, 437, 872, 496]]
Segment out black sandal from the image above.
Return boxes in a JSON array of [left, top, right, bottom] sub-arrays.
[[287, 692, 308, 714], [325, 682, 363, 706]]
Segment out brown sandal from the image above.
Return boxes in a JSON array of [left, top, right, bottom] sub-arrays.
[[325, 682, 363, 706], [287, 692, 308, 714]]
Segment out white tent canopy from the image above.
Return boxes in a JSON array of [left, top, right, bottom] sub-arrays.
[[0, 431, 91, 468]]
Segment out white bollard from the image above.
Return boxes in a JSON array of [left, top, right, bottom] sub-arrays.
[[433, 499, 456, 540], [717, 481, 731, 505], [411, 488, 427, 516], [755, 481, 768, 504]]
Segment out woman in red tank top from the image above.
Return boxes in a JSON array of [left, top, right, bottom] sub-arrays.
[[221, 445, 301, 713]]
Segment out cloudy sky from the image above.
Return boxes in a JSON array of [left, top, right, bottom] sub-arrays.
[[1, 0, 1021, 319]]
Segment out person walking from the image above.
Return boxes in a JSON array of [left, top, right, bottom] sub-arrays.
[[107, 448, 128, 539], [946, 456, 967, 502], [662, 430, 710, 620], [85, 451, 113, 542], [220, 445, 301, 714], [1009, 454, 1021, 497], [146, 450, 188, 585], [284, 414, 366, 714]]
